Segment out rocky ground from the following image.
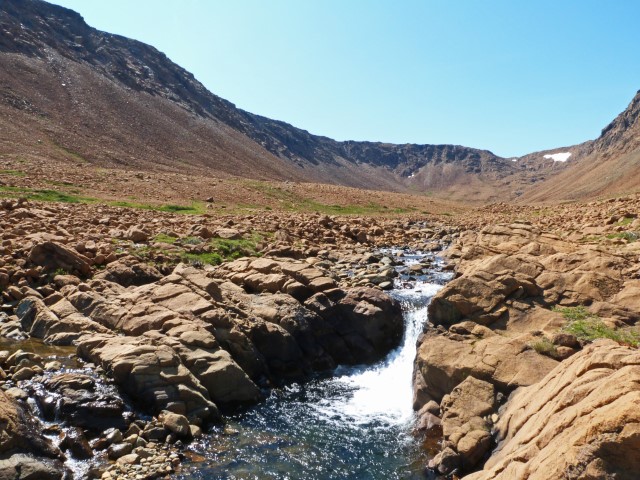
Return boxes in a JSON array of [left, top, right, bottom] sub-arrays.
[[0, 191, 639, 479], [414, 195, 640, 478], [0, 196, 456, 479]]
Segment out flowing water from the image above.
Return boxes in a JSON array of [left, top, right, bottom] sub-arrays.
[[178, 250, 452, 480]]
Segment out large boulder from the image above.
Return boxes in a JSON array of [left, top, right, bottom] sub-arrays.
[[465, 341, 640, 480], [413, 323, 558, 406], [0, 454, 64, 480], [429, 376, 496, 475], [16, 297, 109, 345], [93, 256, 163, 287], [0, 390, 60, 459], [76, 334, 218, 423], [28, 241, 91, 276]]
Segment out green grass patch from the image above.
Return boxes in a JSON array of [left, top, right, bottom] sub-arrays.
[[556, 306, 639, 347], [181, 251, 223, 266], [605, 232, 639, 242], [108, 200, 205, 215], [153, 234, 178, 244], [618, 216, 635, 225], [181, 236, 204, 245], [211, 235, 262, 260], [0, 169, 26, 177], [0, 186, 96, 203], [553, 305, 593, 322]]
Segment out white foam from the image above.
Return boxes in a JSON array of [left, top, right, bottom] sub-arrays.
[[543, 152, 572, 162], [312, 281, 443, 426]]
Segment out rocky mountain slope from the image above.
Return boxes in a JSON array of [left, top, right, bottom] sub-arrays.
[[516, 90, 640, 202], [0, 0, 536, 203]]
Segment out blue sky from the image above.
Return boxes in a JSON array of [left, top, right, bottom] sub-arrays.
[[49, 0, 640, 157]]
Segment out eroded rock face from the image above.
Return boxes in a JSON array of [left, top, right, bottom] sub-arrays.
[[465, 341, 640, 480], [76, 334, 219, 424], [17, 296, 109, 345], [413, 323, 558, 406], [414, 222, 640, 476]]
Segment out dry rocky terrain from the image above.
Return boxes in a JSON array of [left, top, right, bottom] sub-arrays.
[[0, 188, 638, 479]]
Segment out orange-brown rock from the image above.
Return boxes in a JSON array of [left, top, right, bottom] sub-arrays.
[[466, 341, 640, 480]]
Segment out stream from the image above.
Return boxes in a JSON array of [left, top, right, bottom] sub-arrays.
[[177, 249, 452, 480]]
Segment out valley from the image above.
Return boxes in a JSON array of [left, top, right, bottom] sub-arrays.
[[0, 1, 639, 480]]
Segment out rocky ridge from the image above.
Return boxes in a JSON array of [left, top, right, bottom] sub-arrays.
[[0, 0, 552, 203]]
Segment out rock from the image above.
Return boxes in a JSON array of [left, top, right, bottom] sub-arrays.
[[94, 256, 163, 287], [39, 372, 128, 430], [17, 296, 109, 345], [0, 454, 64, 480], [116, 453, 139, 465], [465, 341, 640, 480], [0, 390, 60, 459], [436, 376, 496, 473], [76, 334, 219, 423], [215, 228, 241, 240], [158, 411, 190, 438], [108, 442, 133, 460], [105, 428, 123, 445], [53, 274, 81, 288], [4, 387, 28, 401], [551, 332, 580, 349], [305, 287, 403, 364], [429, 447, 461, 475], [124, 226, 149, 243], [12, 366, 37, 381], [413, 326, 558, 406], [59, 427, 93, 459], [428, 254, 542, 327], [28, 241, 91, 276]]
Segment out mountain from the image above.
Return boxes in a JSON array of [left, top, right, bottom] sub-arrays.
[[517, 90, 640, 202], [0, 0, 527, 203], [2, 0, 639, 205]]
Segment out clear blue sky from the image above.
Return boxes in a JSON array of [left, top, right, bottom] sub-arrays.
[[49, 0, 640, 157]]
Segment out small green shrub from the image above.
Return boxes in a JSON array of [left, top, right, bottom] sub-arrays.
[[564, 318, 639, 347], [556, 306, 639, 347], [553, 306, 594, 322], [530, 337, 558, 358], [605, 232, 639, 242], [181, 236, 203, 245]]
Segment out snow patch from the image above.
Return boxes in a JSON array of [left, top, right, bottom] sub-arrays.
[[543, 152, 572, 162], [511, 158, 518, 162]]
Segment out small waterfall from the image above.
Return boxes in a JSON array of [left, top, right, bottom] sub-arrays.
[[179, 249, 451, 480], [312, 281, 443, 427]]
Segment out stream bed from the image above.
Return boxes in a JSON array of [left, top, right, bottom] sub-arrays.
[[177, 249, 452, 480]]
